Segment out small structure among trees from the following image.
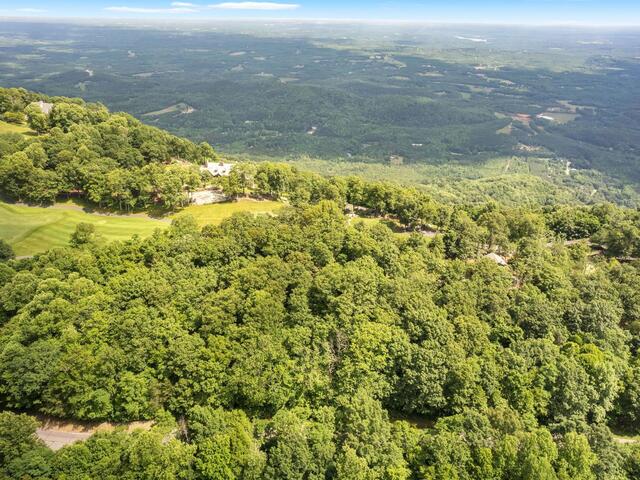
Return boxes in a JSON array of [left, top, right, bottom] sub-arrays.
[[202, 161, 233, 177], [33, 100, 54, 115]]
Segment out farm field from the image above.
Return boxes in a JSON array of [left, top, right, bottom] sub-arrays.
[[0, 199, 284, 256]]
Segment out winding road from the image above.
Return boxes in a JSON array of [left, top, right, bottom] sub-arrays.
[[36, 428, 92, 451]]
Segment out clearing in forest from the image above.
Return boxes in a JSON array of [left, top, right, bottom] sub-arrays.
[[0, 120, 34, 135], [142, 103, 196, 116], [0, 199, 284, 256]]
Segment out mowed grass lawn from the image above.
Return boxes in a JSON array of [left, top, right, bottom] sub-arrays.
[[0, 202, 168, 257], [0, 120, 34, 135], [173, 199, 283, 225], [0, 199, 283, 256]]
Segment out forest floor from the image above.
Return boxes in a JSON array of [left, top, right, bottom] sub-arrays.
[[0, 198, 284, 256]]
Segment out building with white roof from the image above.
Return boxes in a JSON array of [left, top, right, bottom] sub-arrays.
[[202, 162, 233, 177]]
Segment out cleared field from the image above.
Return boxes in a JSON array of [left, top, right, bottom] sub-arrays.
[[0, 199, 284, 256], [0, 202, 167, 256], [172, 199, 283, 225], [0, 120, 33, 135], [349, 216, 413, 238], [142, 103, 195, 116]]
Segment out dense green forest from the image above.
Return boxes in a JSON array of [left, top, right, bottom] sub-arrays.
[[2, 89, 640, 479], [1, 22, 639, 186], [3, 190, 640, 478], [1, 86, 639, 212], [0, 87, 217, 210]]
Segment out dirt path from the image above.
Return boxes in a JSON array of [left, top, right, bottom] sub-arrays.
[[36, 428, 92, 451], [613, 436, 639, 445], [34, 415, 154, 450]]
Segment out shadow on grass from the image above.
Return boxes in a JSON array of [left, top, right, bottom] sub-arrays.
[[0, 194, 177, 220]]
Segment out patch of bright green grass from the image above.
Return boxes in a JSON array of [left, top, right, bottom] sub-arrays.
[[350, 216, 412, 238], [171, 198, 283, 226], [0, 198, 284, 257], [0, 202, 167, 256], [0, 120, 33, 135]]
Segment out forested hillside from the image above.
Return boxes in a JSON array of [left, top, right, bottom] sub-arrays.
[[2, 87, 640, 479], [1, 86, 639, 213], [2, 196, 640, 478], [0, 87, 214, 209], [1, 22, 639, 184]]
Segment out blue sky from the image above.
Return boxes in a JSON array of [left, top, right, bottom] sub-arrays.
[[1, 0, 639, 25]]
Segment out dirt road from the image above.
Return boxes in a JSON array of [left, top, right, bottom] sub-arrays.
[[36, 428, 92, 451]]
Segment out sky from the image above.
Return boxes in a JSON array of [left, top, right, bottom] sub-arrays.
[[1, 0, 639, 26]]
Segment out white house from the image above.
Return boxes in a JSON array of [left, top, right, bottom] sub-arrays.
[[202, 162, 233, 177], [33, 100, 54, 115]]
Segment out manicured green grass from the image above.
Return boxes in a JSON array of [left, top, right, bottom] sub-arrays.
[[351, 217, 382, 227], [0, 198, 284, 257], [0, 120, 33, 135], [171, 198, 284, 226], [0, 202, 168, 256]]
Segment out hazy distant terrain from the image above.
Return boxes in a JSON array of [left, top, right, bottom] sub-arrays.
[[1, 21, 639, 184]]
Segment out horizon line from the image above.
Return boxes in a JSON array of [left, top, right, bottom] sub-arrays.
[[1, 15, 640, 28]]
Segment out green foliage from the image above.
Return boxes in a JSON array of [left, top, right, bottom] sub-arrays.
[[0, 241, 13, 262], [0, 192, 639, 477], [0, 88, 213, 209], [69, 222, 97, 247], [24, 104, 48, 134], [1, 111, 25, 125], [1, 85, 640, 479], [6, 24, 640, 193], [0, 411, 53, 479]]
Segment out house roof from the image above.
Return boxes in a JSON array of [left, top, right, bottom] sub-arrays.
[[484, 252, 508, 266], [33, 100, 54, 115], [202, 162, 233, 176]]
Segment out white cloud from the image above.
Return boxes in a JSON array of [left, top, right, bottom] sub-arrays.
[[105, 6, 197, 13], [209, 2, 300, 10], [104, 1, 300, 15], [15, 8, 47, 13]]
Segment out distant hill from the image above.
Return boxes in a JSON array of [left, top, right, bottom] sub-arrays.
[[2, 22, 639, 185]]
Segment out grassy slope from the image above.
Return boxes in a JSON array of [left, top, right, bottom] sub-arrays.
[[173, 199, 283, 225], [0, 199, 283, 256], [0, 120, 33, 135], [0, 202, 167, 257]]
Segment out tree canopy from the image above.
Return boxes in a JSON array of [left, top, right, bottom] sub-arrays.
[[2, 87, 640, 480]]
